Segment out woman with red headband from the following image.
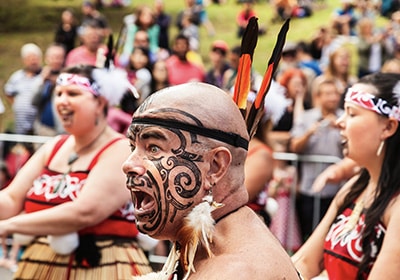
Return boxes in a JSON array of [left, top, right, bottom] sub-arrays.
[[293, 72, 400, 279]]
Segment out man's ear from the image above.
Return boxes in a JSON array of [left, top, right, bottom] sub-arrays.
[[206, 147, 232, 188], [382, 118, 398, 139]]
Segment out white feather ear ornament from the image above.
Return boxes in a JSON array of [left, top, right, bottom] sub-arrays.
[[178, 191, 224, 280]]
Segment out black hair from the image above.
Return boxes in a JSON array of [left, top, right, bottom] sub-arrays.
[[335, 72, 400, 279]]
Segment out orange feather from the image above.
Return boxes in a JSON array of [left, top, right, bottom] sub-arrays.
[[232, 16, 259, 117], [247, 18, 290, 137]]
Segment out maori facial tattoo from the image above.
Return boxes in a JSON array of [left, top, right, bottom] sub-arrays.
[[127, 108, 212, 236]]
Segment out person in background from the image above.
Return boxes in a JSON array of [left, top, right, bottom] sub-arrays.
[[356, 17, 391, 78], [205, 40, 231, 89], [126, 46, 153, 106], [236, 0, 257, 38], [54, 8, 78, 55], [150, 59, 169, 92], [290, 79, 344, 242], [331, 0, 358, 36], [124, 82, 301, 279], [4, 43, 43, 136], [311, 46, 358, 108], [32, 43, 66, 136], [121, 5, 160, 66], [154, 0, 171, 52], [268, 141, 302, 253], [273, 67, 309, 133], [80, 1, 110, 38], [0, 65, 153, 279], [245, 119, 274, 227], [165, 34, 205, 85], [179, 12, 200, 52], [293, 72, 400, 279], [65, 19, 107, 67]]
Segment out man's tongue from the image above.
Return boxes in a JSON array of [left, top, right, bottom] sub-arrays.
[[140, 195, 155, 210]]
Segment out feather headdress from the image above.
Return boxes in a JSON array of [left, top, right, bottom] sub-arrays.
[[233, 17, 290, 138], [92, 34, 139, 106]]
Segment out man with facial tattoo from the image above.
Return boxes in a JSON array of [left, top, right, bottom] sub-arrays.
[[123, 82, 301, 280]]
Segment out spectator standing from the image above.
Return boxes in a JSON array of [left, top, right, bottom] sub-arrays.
[[126, 46, 153, 106], [290, 80, 344, 242], [312, 46, 358, 108], [32, 43, 66, 136], [356, 17, 391, 78], [65, 19, 107, 67], [80, 1, 110, 38], [331, 0, 358, 36], [245, 120, 274, 227], [273, 67, 309, 133], [269, 141, 302, 253], [176, 0, 203, 32], [54, 8, 78, 55], [121, 5, 160, 67], [205, 40, 231, 88], [180, 12, 200, 52], [165, 34, 205, 85], [236, 0, 257, 38], [4, 43, 43, 135], [154, 0, 171, 52], [150, 59, 169, 92]]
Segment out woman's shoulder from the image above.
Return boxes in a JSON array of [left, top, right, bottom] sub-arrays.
[[248, 139, 273, 155]]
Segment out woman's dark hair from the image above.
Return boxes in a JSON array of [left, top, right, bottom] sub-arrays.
[[335, 72, 400, 279], [129, 46, 152, 71], [134, 5, 155, 28]]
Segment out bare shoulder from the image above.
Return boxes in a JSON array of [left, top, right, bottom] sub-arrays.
[[202, 208, 300, 280], [99, 135, 130, 156], [192, 252, 299, 280]]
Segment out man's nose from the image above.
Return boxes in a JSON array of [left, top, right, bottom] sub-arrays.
[[122, 152, 146, 176]]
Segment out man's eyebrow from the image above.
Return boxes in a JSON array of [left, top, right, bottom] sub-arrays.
[[140, 130, 167, 141]]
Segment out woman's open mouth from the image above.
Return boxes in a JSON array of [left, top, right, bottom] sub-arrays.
[[341, 137, 348, 156], [58, 109, 74, 126]]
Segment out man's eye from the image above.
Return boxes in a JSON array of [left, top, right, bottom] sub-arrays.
[[149, 145, 160, 153]]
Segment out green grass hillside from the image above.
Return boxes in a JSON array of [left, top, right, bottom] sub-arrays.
[[0, 0, 389, 131]]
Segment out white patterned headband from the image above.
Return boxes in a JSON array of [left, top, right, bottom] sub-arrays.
[[56, 73, 100, 96], [345, 87, 400, 121], [56, 68, 139, 106]]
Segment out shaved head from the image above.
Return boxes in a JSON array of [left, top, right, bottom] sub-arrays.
[[134, 82, 249, 143]]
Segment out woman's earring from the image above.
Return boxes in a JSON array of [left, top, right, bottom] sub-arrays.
[[376, 140, 385, 157]]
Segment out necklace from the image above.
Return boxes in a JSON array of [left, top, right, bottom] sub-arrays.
[[339, 198, 364, 237], [52, 126, 107, 194], [67, 125, 107, 168]]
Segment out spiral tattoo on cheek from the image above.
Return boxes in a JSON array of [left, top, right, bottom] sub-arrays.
[[132, 127, 204, 234]]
